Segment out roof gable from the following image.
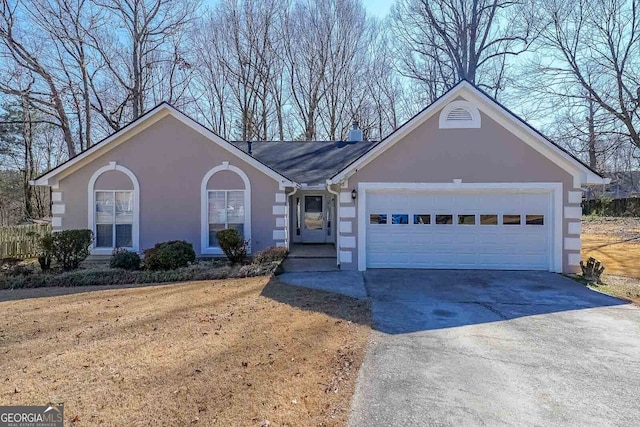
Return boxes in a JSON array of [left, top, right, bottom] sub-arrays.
[[32, 103, 296, 187], [329, 80, 606, 187]]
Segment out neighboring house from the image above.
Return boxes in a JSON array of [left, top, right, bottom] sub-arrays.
[[32, 81, 606, 273], [584, 171, 640, 200]]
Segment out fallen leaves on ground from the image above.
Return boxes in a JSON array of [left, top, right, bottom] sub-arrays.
[[0, 277, 370, 426]]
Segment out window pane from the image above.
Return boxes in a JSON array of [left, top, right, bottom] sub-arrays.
[[304, 211, 323, 230], [370, 214, 387, 224], [458, 215, 476, 225], [227, 191, 245, 224], [392, 214, 408, 224], [115, 192, 133, 224], [435, 215, 453, 224], [208, 192, 226, 224], [480, 214, 498, 225], [95, 191, 113, 223], [414, 214, 430, 224], [304, 196, 322, 213], [208, 223, 225, 247], [229, 223, 244, 238], [526, 214, 544, 225], [96, 224, 113, 247], [503, 215, 521, 225], [115, 224, 132, 247]]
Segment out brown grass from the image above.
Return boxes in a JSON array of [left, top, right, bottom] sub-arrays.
[[588, 275, 640, 306], [582, 233, 640, 279], [0, 277, 370, 426]]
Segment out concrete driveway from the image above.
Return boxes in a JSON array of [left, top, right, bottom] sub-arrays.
[[349, 270, 640, 426]]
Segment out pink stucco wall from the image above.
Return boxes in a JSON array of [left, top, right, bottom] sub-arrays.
[[57, 115, 282, 254], [338, 110, 580, 273]]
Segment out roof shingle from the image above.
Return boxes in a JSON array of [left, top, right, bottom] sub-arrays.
[[230, 140, 376, 185]]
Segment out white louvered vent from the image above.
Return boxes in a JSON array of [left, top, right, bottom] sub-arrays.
[[439, 100, 481, 129], [446, 107, 473, 122]]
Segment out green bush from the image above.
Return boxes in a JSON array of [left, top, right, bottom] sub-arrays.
[[143, 240, 195, 270], [110, 248, 141, 270], [216, 229, 249, 264], [52, 229, 93, 270], [253, 246, 288, 264]]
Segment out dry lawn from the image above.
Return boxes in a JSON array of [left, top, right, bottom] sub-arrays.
[[582, 217, 640, 305], [581, 234, 640, 279], [0, 277, 371, 426], [588, 275, 640, 306]]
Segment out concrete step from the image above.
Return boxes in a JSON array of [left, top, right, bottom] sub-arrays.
[[282, 257, 339, 272]]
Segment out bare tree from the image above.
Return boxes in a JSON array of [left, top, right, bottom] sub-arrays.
[[283, 0, 332, 140], [0, 0, 78, 156], [391, 0, 536, 97], [90, 0, 199, 123], [535, 0, 640, 149], [29, 0, 101, 150]]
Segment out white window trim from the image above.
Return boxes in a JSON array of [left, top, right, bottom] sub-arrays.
[[438, 100, 481, 129], [94, 190, 135, 251], [87, 162, 140, 255], [206, 189, 247, 249], [357, 182, 563, 273], [201, 163, 251, 255]]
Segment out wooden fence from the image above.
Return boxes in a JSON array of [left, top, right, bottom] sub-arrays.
[[582, 198, 640, 217], [0, 223, 52, 259]]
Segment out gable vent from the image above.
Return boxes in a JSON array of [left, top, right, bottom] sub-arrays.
[[439, 100, 481, 129], [446, 107, 473, 122]]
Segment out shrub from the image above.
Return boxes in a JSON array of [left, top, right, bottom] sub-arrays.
[[236, 261, 280, 278], [110, 248, 141, 270], [38, 233, 54, 271], [143, 240, 195, 270], [253, 246, 288, 264], [216, 229, 249, 264], [51, 229, 93, 270], [0, 258, 32, 277]]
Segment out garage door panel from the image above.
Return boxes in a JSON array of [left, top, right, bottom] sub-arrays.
[[365, 190, 551, 270]]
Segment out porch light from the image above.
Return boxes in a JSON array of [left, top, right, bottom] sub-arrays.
[[351, 189, 357, 200]]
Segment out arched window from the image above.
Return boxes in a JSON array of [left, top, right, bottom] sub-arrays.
[[201, 163, 251, 254], [438, 100, 481, 129], [88, 162, 140, 254]]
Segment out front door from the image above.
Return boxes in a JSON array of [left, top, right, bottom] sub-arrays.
[[302, 195, 326, 243]]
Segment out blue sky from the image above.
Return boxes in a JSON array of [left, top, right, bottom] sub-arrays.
[[362, 0, 394, 18], [203, 0, 395, 18]]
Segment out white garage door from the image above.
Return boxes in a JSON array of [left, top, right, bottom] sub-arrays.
[[365, 190, 552, 270]]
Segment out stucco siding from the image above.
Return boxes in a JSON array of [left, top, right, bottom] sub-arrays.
[[340, 110, 579, 273], [58, 115, 281, 254]]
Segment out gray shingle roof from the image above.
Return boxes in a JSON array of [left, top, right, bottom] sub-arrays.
[[230, 140, 377, 185]]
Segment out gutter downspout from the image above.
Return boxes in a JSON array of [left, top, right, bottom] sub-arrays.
[[285, 185, 299, 250], [326, 180, 340, 268]]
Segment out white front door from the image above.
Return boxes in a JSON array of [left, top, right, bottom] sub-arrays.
[[365, 190, 552, 270], [302, 194, 326, 243]]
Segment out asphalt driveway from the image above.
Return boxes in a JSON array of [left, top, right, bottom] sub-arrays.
[[349, 270, 640, 426]]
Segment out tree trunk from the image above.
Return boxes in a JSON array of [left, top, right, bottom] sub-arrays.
[[587, 99, 597, 170]]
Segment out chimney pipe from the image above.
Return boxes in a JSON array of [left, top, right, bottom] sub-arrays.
[[247, 140, 252, 156], [348, 121, 363, 142]]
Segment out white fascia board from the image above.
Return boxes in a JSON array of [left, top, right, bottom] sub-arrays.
[[463, 86, 606, 186], [164, 105, 296, 186], [330, 81, 606, 186], [329, 91, 453, 184], [33, 106, 171, 185], [33, 103, 298, 188]]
